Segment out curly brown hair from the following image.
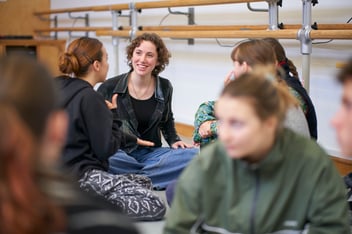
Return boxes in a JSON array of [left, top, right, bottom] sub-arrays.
[[126, 33, 171, 77]]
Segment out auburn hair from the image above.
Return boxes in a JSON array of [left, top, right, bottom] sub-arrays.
[[59, 37, 103, 77], [0, 55, 64, 234]]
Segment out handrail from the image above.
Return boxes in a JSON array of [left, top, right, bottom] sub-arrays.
[[33, 0, 265, 16], [310, 30, 352, 40], [33, 4, 130, 15], [336, 62, 347, 69], [96, 29, 299, 39], [34, 27, 112, 33], [131, 24, 352, 31], [96, 28, 352, 40], [33, 24, 352, 34], [133, 0, 264, 9]]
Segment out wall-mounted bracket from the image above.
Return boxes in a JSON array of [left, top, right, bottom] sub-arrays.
[[36, 15, 58, 39], [67, 12, 89, 38]]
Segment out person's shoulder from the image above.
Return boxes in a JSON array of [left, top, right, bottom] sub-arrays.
[[198, 141, 229, 167], [281, 129, 327, 161], [158, 76, 172, 86], [105, 75, 121, 84], [99, 75, 121, 89], [198, 100, 216, 109], [97, 74, 128, 99]]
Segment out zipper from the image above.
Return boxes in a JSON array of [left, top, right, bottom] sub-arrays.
[[250, 169, 260, 234]]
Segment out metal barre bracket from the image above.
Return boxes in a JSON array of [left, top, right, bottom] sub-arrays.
[[67, 12, 90, 38]]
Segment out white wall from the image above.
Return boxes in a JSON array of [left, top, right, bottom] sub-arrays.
[[50, 0, 352, 158]]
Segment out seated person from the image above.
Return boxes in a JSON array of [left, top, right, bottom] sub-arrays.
[[263, 37, 317, 139], [193, 39, 309, 147], [56, 37, 166, 221], [97, 33, 199, 190], [331, 57, 352, 218], [164, 66, 350, 233], [0, 55, 139, 234]]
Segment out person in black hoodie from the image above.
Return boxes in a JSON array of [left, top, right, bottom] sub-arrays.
[[263, 37, 318, 140], [0, 54, 139, 234], [56, 37, 166, 221]]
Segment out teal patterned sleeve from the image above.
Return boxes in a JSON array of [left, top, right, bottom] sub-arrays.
[[210, 120, 218, 135], [193, 101, 218, 145]]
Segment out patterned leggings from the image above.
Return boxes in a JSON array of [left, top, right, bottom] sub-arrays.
[[79, 169, 166, 221]]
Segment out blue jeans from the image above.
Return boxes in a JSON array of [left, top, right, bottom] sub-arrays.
[[108, 147, 199, 190]]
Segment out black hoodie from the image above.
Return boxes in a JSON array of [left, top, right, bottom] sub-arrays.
[[55, 75, 136, 178]]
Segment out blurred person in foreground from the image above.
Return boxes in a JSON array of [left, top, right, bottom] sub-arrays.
[[331, 57, 352, 221], [164, 66, 350, 234], [0, 55, 139, 234]]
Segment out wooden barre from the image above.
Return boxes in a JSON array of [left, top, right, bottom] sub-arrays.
[[34, 0, 264, 16], [133, 0, 264, 9], [34, 4, 130, 15], [125, 24, 352, 31], [310, 30, 352, 40], [33, 24, 352, 34], [134, 25, 270, 31], [0, 39, 66, 47], [96, 29, 300, 39], [34, 27, 112, 33], [96, 29, 352, 40], [336, 62, 347, 69]]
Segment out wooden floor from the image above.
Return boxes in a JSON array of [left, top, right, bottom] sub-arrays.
[[331, 156, 352, 176]]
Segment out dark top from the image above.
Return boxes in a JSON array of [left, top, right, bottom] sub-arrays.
[[130, 94, 157, 136], [97, 72, 181, 153], [55, 76, 137, 178], [282, 62, 318, 139]]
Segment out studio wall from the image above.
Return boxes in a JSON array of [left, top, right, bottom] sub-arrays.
[[50, 0, 352, 158]]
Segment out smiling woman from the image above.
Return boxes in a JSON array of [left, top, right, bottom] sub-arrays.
[[97, 32, 199, 190]]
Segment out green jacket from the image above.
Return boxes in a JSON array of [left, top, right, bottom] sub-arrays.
[[164, 129, 350, 234]]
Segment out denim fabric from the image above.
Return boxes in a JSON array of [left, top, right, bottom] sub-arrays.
[[165, 180, 177, 206], [108, 147, 199, 190]]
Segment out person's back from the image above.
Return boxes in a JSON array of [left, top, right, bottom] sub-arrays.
[[0, 55, 139, 234], [263, 37, 318, 139]]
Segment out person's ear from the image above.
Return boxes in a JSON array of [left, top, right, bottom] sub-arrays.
[[40, 110, 68, 167], [264, 115, 278, 134], [243, 61, 250, 72], [92, 60, 100, 72]]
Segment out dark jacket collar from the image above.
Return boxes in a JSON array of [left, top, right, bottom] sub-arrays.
[[112, 72, 165, 102]]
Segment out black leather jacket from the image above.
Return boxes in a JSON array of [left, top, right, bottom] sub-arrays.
[[97, 72, 181, 153]]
